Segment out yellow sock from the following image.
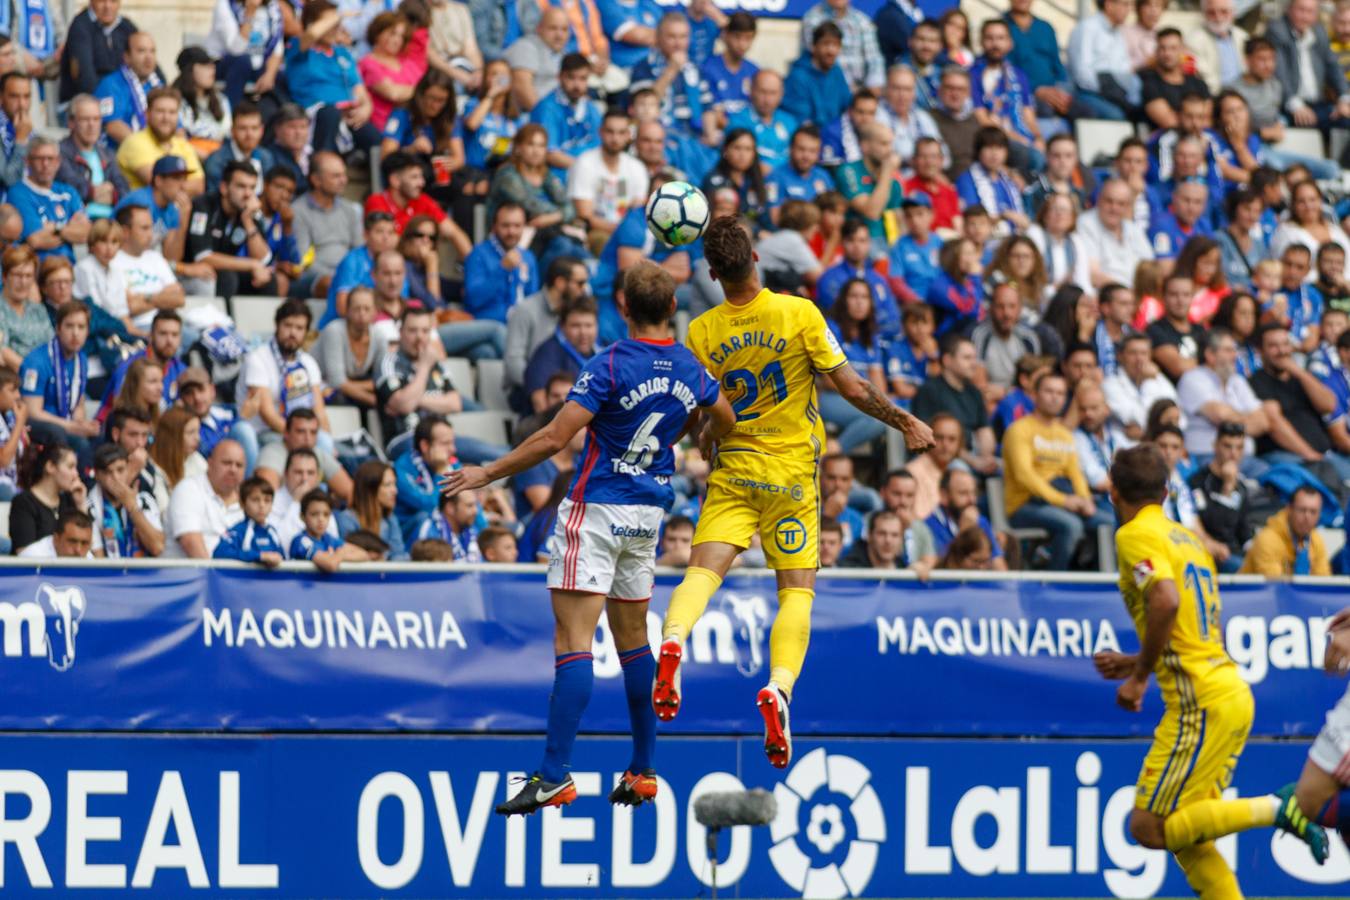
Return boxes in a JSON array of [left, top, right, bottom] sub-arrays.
[[768, 588, 814, 700], [1164, 797, 1276, 851], [662, 567, 722, 644], [1173, 842, 1243, 900]]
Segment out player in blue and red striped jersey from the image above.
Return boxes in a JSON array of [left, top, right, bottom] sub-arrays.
[[444, 261, 736, 816]]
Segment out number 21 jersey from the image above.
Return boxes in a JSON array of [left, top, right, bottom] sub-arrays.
[[687, 288, 849, 462], [565, 338, 720, 509]]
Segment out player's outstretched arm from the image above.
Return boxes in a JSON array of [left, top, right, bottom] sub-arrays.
[[825, 366, 936, 451], [1117, 580, 1180, 712], [441, 402, 595, 494]]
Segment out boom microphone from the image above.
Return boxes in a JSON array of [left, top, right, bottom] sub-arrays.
[[694, 789, 778, 829]]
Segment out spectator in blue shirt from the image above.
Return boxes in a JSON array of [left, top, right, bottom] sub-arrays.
[[463, 202, 540, 323], [820, 89, 879, 169], [821, 277, 888, 451], [683, 0, 724, 68], [926, 237, 986, 337], [322, 211, 402, 327], [591, 198, 693, 345], [727, 70, 796, 172], [393, 415, 461, 545], [10, 136, 90, 263], [886, 302, 937, 408], [876, 0, 925, 67], [529, 52, 603, 177], [817, 219, 901, 338], [20, 302, 98, 467], [926, 467, 1006, 566], [596, 0, 663, 70], [523, 294, 599, 411], [203, 101, 276, 195], [260, 167, 302, 293], [902, 20, 944, 110], [1149, 180, 1212, 260], [290, 489, 357, 572], [700, 12, 758, 123], [214, 477, 285, 565], [1003, 0, 1075, 131], [283, 0, 380, 153], [766, 124, 833, 216], [782, 22, 851, 128], [888, 193, 943, 303], [630, 13, 716, 140], [114, 154, 188, 256], [956, 127, 1031, 234], [970, 19, 1044, 175], [93, 31, 164, 146]]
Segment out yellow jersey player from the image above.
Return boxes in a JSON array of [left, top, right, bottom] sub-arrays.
[[1094, 444, 1327, 899], [652, 216, 935, 769]]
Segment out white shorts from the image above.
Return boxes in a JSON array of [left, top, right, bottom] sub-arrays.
[[1309, 687, 1350, 785], [546, 499, 662, 600]]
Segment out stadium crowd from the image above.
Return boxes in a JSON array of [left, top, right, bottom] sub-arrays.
[[0, 0, 1348, 575]]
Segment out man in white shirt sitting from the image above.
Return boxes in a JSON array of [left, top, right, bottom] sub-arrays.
[[1102, 333, 1179, 441], [1176, 327, 1271, 477], [267, 447, 341, 549], [566, 108, 649, 245], [1076, 178, 1154, 289], [164, 439, 245, 558], [19, 509, 97, 559], [108, 203, 184, 333]]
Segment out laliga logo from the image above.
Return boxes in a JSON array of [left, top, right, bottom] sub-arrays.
[[769, 748, 885, 899], [0, 584, 87, 671], [717, 591, 769, 677]]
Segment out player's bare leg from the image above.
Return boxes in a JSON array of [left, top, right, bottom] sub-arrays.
[[606, 598, 659, 806], [497, 590, 605, 816], [654, 541, 740, 721]]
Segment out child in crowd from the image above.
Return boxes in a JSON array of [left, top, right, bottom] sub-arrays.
[[992, 354, 1051, 445], [73, 220, 138, 338], [290, 489, 353, 573], [885, 302, 938, 408], [1317, 244, 1350, 314], [887, 194, 942, 304], [477, 526, 518, 562], [961, 204, 996, 267], [410, 538, 455, 562], [1273, 245, 1322, 352], [0, 367, 26, 501], [214, 477, 285, 567], [810, 191, 847, 266], [1252, 258, 1283, 313]]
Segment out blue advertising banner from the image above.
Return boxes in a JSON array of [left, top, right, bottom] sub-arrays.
[[0, 564, 1344, 737], [0, 732, 1342, 898]]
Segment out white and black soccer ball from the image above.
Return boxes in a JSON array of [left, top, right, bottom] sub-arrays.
[[645, 181, 710, 248]]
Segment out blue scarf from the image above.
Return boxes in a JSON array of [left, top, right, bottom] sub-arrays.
[[0, 409, 16, 484], [967, 163, 1019, 217], [120, 65, 163, 131], [1079, 426, 1115, 480], [0, 109, 15, 157], [1093, 320, 1119, 376], [1292, 526, 1311, 575], [99, 491, 137, 558], [491, 235, 529, 311], [229, 0, 282, 65], [553, 327, 590, 370], [270, 337, 314, 417], [409, 449, 434, 493], [0, 0, 53, 58], [427, 511, 480, 561], [49, 338, 86, 420]]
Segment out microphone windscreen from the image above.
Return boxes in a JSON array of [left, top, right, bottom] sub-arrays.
[[693, 789, 778, 829]]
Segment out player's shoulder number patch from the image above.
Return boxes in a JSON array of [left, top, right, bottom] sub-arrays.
[[189, 211, 208, 235], [98, 96, 113, 117], [1132, 559, 1155, 588]]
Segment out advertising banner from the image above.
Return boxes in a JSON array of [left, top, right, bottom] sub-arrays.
[[0, 566, 1344, 736], [0, 732, 1341, 898]]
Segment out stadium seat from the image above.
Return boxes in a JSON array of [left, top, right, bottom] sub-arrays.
[[183, 295, 228, 318], [443, 357, 476, 403], [450, 411, 510, 448], [230, 296, 284, 341], [1276, 127, 1324, 160], [476, 358, 511, 412], [305, 299, 327, 328], [326, 405, 362, 438], [985, 476, 1050, 542], [1074, 119, 1135, 167], [0, 502, 10, 539]]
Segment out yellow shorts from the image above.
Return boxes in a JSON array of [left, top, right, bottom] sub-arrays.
[[1135, 685, 1254, 815], [694, 450, 819, 570]]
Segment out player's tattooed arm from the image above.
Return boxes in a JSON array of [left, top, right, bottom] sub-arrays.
[[830, 368, 935, 451]]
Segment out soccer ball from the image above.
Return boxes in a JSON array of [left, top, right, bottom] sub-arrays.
[[645, 181, 710, 248]]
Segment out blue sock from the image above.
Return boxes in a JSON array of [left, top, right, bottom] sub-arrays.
[[619, 645, 657, 773], [539, 652, 594, 783], [1316, 789, 1350, 830]]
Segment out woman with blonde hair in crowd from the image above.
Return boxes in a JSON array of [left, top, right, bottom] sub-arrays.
[[150, 407, 206, 490], [985, 235, 1048, 318], [109, 358, 165, 431]]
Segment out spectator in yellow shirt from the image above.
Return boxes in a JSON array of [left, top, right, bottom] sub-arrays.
[[1003, 371, 1111, 569], [115, 87, 205, 195], [1240, 486, 1331, 576]]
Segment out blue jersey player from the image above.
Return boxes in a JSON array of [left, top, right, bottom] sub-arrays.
[[444, 261, 736, 816]]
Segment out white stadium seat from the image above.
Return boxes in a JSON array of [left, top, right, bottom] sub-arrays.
[[230, 296, 284, 342], [1276, 127, 1324, 160], [442, 357, 476, 403], [1074, 119, 1136, 166], [476, 358, 511, 412], [326, 405, 363, 438], [450, 411, 510, 448]]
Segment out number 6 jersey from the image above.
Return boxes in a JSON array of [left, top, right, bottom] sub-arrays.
[[685, 288, 849, 463], [565, 337, 720, 510]]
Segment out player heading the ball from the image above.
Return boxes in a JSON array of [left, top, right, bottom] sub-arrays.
[[443, 262, 736, 816], [653, 216, 936, 770]]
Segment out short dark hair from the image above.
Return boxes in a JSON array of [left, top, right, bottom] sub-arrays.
[[55, 301, 89, 327], [1063, 342, 1098, 362], [980, 17, 1009, 37], [264, 165, 298, 187], [0, 367, 19, 390], [346, 529, 391, 555], [410, 538, 455, 561], [1152, 423, 1184, 442], [848, 89, 877, 110], [285, 408, 320, 429], [545, 255, 584, 288], [664, 514, 694, 534], [1291, 485, 1324, 506], [726, 11, 755, 32], [792, 123, 821, 144], [233, 99, 262, 122], [285, 447, 320, 473], [275, 298, 312, 329], [840, 218, 871, 241], [560, 51, 590, 74], [108, 406, 152, 434], [939, 331, 970, 359], [1110, 443, 1169, 505], [477, 525, 516, 556], [93, 443, 129, 472], [114, 203, 149, 229], [300, 487, 333, 515], [414, 414, 450, 451], [493, 200, 526, 224], [811, 21, 843, 44], [702, 216, 755, 283], [1156, 26, 1182, 41], [221, 160, 257, 186], [1244, 35, 1274, 56], [974, 126, 1009, 155], [561, 294, 599, 322], [56, 508, 93, 534], [240, 476, 275, 503], [622, 262, 676, 327], [380, 150, 420, 182], [152, 309, 182, 329]]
